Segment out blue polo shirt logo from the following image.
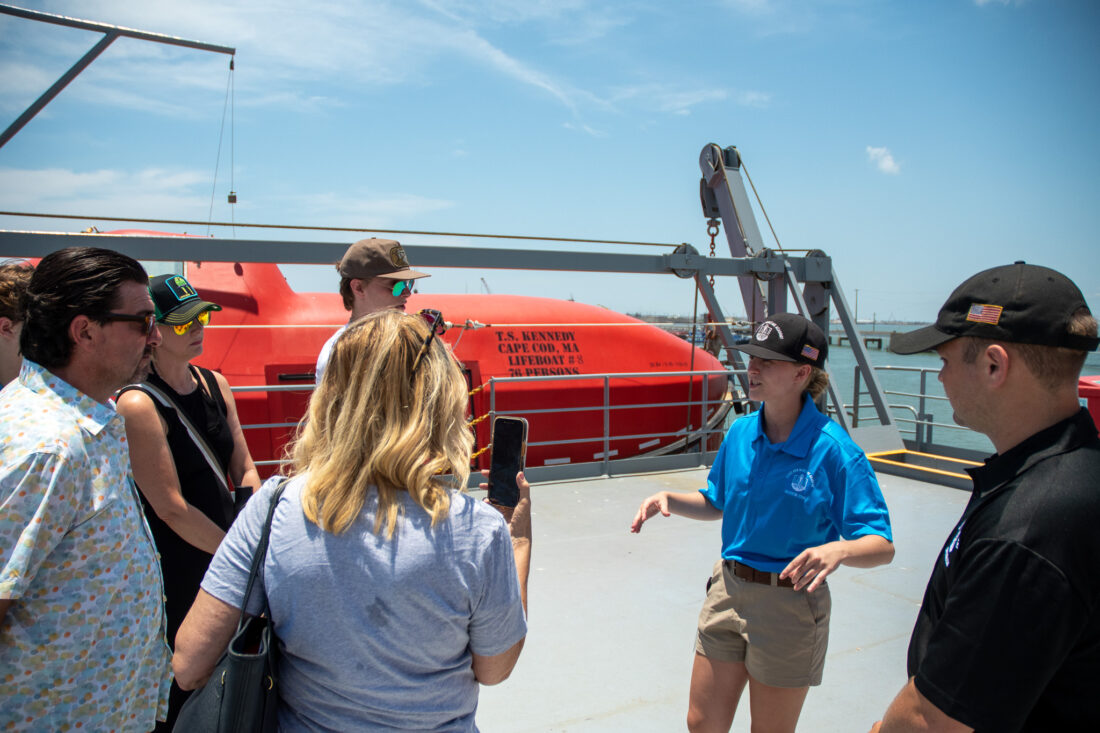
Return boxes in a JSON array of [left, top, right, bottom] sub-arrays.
[[786, 468, 815, 498]]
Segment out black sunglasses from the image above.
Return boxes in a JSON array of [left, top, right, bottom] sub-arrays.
[[103, 312, 157, 336], [410, 309, 446, 375]]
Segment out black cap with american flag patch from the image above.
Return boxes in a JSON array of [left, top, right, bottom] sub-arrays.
[[889, 262, 1099, 354], [733, 312, 829, 368]]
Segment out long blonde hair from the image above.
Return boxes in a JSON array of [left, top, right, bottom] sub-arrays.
[[290, 310, 473, 538]]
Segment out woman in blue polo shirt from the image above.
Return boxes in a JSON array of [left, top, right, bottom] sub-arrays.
[[631, 312, 894, 733]]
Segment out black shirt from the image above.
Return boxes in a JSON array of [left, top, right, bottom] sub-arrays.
[[907, 408, 1100, 731], [133, 366, 235, 644]]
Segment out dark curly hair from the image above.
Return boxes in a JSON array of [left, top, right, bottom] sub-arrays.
[[20, 247, 148, 369], [0, 261, 34, 322]]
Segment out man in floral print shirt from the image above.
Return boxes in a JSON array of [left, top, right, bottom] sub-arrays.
[[0, 247, 172, 732]]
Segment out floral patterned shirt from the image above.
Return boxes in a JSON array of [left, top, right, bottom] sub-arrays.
[[0, 361, 172, 732]]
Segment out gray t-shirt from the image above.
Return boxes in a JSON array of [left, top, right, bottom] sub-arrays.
[[202, 475, 527, 732]]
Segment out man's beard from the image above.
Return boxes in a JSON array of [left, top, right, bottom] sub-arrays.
[[127, 347, 155, 384]]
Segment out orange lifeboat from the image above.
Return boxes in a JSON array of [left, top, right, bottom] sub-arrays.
[[98, 231, 733, 474]]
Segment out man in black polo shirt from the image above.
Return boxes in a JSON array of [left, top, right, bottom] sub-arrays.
[[872, 262, 1100, 732]]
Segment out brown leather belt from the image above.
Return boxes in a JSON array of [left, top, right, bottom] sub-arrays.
[[728, 559, 794, 588]]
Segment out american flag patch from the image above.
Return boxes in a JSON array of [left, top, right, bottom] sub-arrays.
[[966, 303, 1003, 325], [801, 344, 820, 360]]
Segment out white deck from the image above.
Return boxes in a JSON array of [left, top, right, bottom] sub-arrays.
[[474, 468, 969, 732]]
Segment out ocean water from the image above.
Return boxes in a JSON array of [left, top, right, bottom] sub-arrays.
[[820, 325, 1100, 454]]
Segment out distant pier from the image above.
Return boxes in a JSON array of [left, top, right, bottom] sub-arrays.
[[829, 330, 891, 349]]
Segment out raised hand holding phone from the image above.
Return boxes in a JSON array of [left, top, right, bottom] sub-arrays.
[[487, 416, 528, 507]]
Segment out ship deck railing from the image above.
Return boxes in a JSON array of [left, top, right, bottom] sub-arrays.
[[232, 362, 996, 489], [235, 367, 748, 481]]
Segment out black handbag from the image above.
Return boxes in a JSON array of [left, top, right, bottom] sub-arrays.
[[173, 480, 288, 733]]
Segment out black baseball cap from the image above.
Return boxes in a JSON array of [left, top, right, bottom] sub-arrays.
[[149, 274, 222, 325], [734, 313, 828, 368], [890, 262, 1099, 354]]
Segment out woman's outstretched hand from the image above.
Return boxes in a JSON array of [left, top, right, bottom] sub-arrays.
[[630, 492, 670, 533]]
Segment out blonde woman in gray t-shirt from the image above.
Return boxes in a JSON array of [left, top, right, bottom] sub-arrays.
[[174, 310, 531, 731]]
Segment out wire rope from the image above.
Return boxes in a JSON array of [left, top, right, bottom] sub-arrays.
[[206, 59, 233, 236], [229, 58, 236, 235], [0, 211, 679, 248], [740, 160, 785, 253]]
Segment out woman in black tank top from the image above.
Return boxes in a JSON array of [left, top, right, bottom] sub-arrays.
[[116, 274, 260, 731]]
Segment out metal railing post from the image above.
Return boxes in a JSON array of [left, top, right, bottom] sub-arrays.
[[489, 378, 497, 440], [602, 376, 611, 475], [852, 365, 862, 427], [917, 370, 929, 451], [700, 373, 709, 466]]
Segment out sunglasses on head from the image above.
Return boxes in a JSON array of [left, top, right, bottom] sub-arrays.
[[390, 279, 414, 297], [171, 310, 211, 336], [410, 309, 446, 375], [103, 312, 157, 336]]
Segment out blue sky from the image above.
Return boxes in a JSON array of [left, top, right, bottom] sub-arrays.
[[1, 0, 1098, 321]]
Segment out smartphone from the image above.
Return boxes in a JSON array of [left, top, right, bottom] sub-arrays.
[[488, 416, 528, 507]]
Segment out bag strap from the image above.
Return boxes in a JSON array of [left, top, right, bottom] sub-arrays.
[[193, 365, 228, 418], [238, 479, 289, 630], [124, 379, 235, 521]]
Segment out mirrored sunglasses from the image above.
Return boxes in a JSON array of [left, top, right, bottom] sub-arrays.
[[171, 309, 211, 336], [391, 279, 414, 297]]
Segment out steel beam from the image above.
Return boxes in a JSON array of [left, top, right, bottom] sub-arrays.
[[0, 4, 235, 54], [0, 3, 234, 149], [0, 230, 830, 280], [699, 144, 768, 320]]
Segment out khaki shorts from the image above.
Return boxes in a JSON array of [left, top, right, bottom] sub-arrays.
[[695, 559, 831, 688]]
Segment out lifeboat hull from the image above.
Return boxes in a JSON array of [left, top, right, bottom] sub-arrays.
[[164, 259, 728, 473]]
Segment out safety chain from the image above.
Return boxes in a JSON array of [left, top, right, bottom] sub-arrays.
[[706, 218, 720, 288]]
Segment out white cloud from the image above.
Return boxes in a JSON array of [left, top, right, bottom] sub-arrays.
[[607, 83, 772, 116], [0, 166, 452, 228], [5, 0, 773, 140], [611, 84, 735, 115], [448, 28, 581, 113], [416, 0, 626, 44], [5, 0, 597, 117], [736, 90, 772, 109], [0, 62, 60, 113], [661, 89, 728, 115], [563, 121, 605, 137], [1, 0, 774, 168], [0, 166, 208, 215], [866, 146, 900, 175]]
